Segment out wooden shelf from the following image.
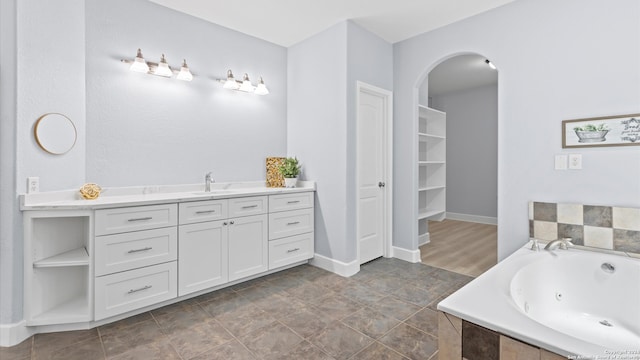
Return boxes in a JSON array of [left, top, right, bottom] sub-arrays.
[[34, 247, 89, 268]]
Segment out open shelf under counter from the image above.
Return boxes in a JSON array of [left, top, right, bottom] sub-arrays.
[[28, 297, 90, 326], [33, 247, 89, 268]]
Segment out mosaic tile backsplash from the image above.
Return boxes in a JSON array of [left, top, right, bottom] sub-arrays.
[[529, 202, 640, 254]]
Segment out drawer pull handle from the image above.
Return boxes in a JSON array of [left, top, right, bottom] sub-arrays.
[[127, 217, 152, 222], [127, 247, 153, 254], [195, 210, 216, 214], [127, 285, 152, 294], [287, 221, 300, 226], [287, 248, 300, 253], [287, 200, 300, 204], [242, 205, 258, 209]]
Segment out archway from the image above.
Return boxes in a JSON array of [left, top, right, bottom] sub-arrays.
[[417, 53, 498, 277]]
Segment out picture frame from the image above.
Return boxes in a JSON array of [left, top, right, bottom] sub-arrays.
[[562, 113, 640, 148]]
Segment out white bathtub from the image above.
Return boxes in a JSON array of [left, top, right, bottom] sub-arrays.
[[438, 242, 640, 357]]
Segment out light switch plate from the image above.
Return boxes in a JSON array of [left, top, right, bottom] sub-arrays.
[[568, 154, 582, 169], [555, 155, 568, 170]]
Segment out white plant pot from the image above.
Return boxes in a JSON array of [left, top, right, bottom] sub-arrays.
[[284, 177, 298, 188]]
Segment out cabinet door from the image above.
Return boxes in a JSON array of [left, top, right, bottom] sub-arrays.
[[228, 214, 268, 282], [178, 220, 228, 296]]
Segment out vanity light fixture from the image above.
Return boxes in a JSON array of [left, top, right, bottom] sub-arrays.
[[217, 69, 269, 95], [121, 49, 194, 81], [154, 54, 173, 77], [176, 59, 193, 81], [485, 59, 497, 70]]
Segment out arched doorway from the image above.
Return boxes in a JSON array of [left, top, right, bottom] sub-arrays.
[[417, 54, 498, 277]]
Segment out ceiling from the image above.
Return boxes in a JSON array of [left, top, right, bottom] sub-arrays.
[[428, 55, 498, 97], [148, 0, 515, 47]]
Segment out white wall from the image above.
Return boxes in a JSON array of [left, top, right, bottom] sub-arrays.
[[393, 0, 640, 259], [85, 0, 287, 186], [288, 21, 393, 264], [288, 22, 349, 262], [432, 84, 498, 218]]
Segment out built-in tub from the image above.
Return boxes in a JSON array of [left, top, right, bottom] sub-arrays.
[[438, 242, 640, 357]]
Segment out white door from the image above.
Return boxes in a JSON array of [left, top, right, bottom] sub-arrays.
[[228, 214, 268, 281], [357, 82, 392, 264]]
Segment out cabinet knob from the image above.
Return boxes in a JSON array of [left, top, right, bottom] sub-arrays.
[[378, 182, 386, 188], [230, 221, 235, 225], [223, 222, 228, 226]]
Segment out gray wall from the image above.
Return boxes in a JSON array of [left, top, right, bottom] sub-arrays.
[[288, 20, 392, 264], [86, 0, 288, 186], [393, 0, 640, 260], [432, 84, 498, 218]]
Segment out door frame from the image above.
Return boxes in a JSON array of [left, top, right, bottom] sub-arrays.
[[355, 81, 393, 263]]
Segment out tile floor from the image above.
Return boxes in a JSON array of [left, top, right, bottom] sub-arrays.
[[1, 258, 473, 360]]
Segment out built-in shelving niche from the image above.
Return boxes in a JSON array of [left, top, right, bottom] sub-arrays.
[[25, 213, 92, 326]]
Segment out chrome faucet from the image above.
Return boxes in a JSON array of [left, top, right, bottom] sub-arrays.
[[544, 238, 574, 251], [205, 172, 215, 192]]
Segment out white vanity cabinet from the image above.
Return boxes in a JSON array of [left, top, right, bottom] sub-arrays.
[[93, 204, 178, 320], [21, 184, 315, 337], [178, 196, 268, 296], [268, 192, 314, 269]]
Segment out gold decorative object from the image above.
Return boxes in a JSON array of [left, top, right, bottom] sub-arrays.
[[266, 157, 285, 188], [79, 183, 102, 200]]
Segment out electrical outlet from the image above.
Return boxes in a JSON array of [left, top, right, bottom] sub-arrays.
[[568, 154, 582, 169], [27, 177, 39, 193]]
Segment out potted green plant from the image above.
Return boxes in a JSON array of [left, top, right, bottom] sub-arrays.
[[279, 157, 301, 188]]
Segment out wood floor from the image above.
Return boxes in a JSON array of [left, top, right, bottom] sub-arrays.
[[419, 219, 497, 278]]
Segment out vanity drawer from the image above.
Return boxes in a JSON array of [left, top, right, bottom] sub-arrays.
[[268, 233, 314, 269], [228, 196, 267, 218], [95, 227, 177, 276], [179, 200, 228, 225], [268, 192, 314, 213], [94, 261, 177, 321], [269, 208, 314, 240], [95, 204, 177, 236]]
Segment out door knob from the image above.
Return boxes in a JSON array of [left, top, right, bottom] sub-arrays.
[[378, 182, 386, 188]]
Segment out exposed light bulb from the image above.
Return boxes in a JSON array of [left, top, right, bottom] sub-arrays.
[[130, 48, 149, 73], [239, 73, 254, 92], [223, 69, 239, 89], [176, 59, 193, 81], [485, 59, 496, 70], [154, 54, 173, 77], [254, 76, 269, 95]]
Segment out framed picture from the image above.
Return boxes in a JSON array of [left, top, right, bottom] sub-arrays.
[[562, 113, 640, 148]]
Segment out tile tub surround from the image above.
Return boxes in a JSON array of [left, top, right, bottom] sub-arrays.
[[0, 258, 473, 360], [529, 201, 640, 254]]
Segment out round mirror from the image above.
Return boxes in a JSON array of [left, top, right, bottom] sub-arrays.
[[34, 113, 77, 155]]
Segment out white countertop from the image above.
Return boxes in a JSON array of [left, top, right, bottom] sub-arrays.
[[20, 181, 316, 210]]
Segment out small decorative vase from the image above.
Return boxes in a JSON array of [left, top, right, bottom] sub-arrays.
[[284, 177, 298, 188]]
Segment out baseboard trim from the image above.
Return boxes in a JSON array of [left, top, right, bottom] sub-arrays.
[[446, 212, 497, 225], [310, 253, 359, 277], [392, 246, 421, 263], [418, 232, 430, 246], [0, 320, 32, 347]]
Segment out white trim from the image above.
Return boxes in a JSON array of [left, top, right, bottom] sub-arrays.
[[418, 232, 431, 246], [446, 212, 497, 225], [392, 246, 422, 263], [0, 320, 32, 347], [309, 253, 360, 277], [355, 81, 394, 264]]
